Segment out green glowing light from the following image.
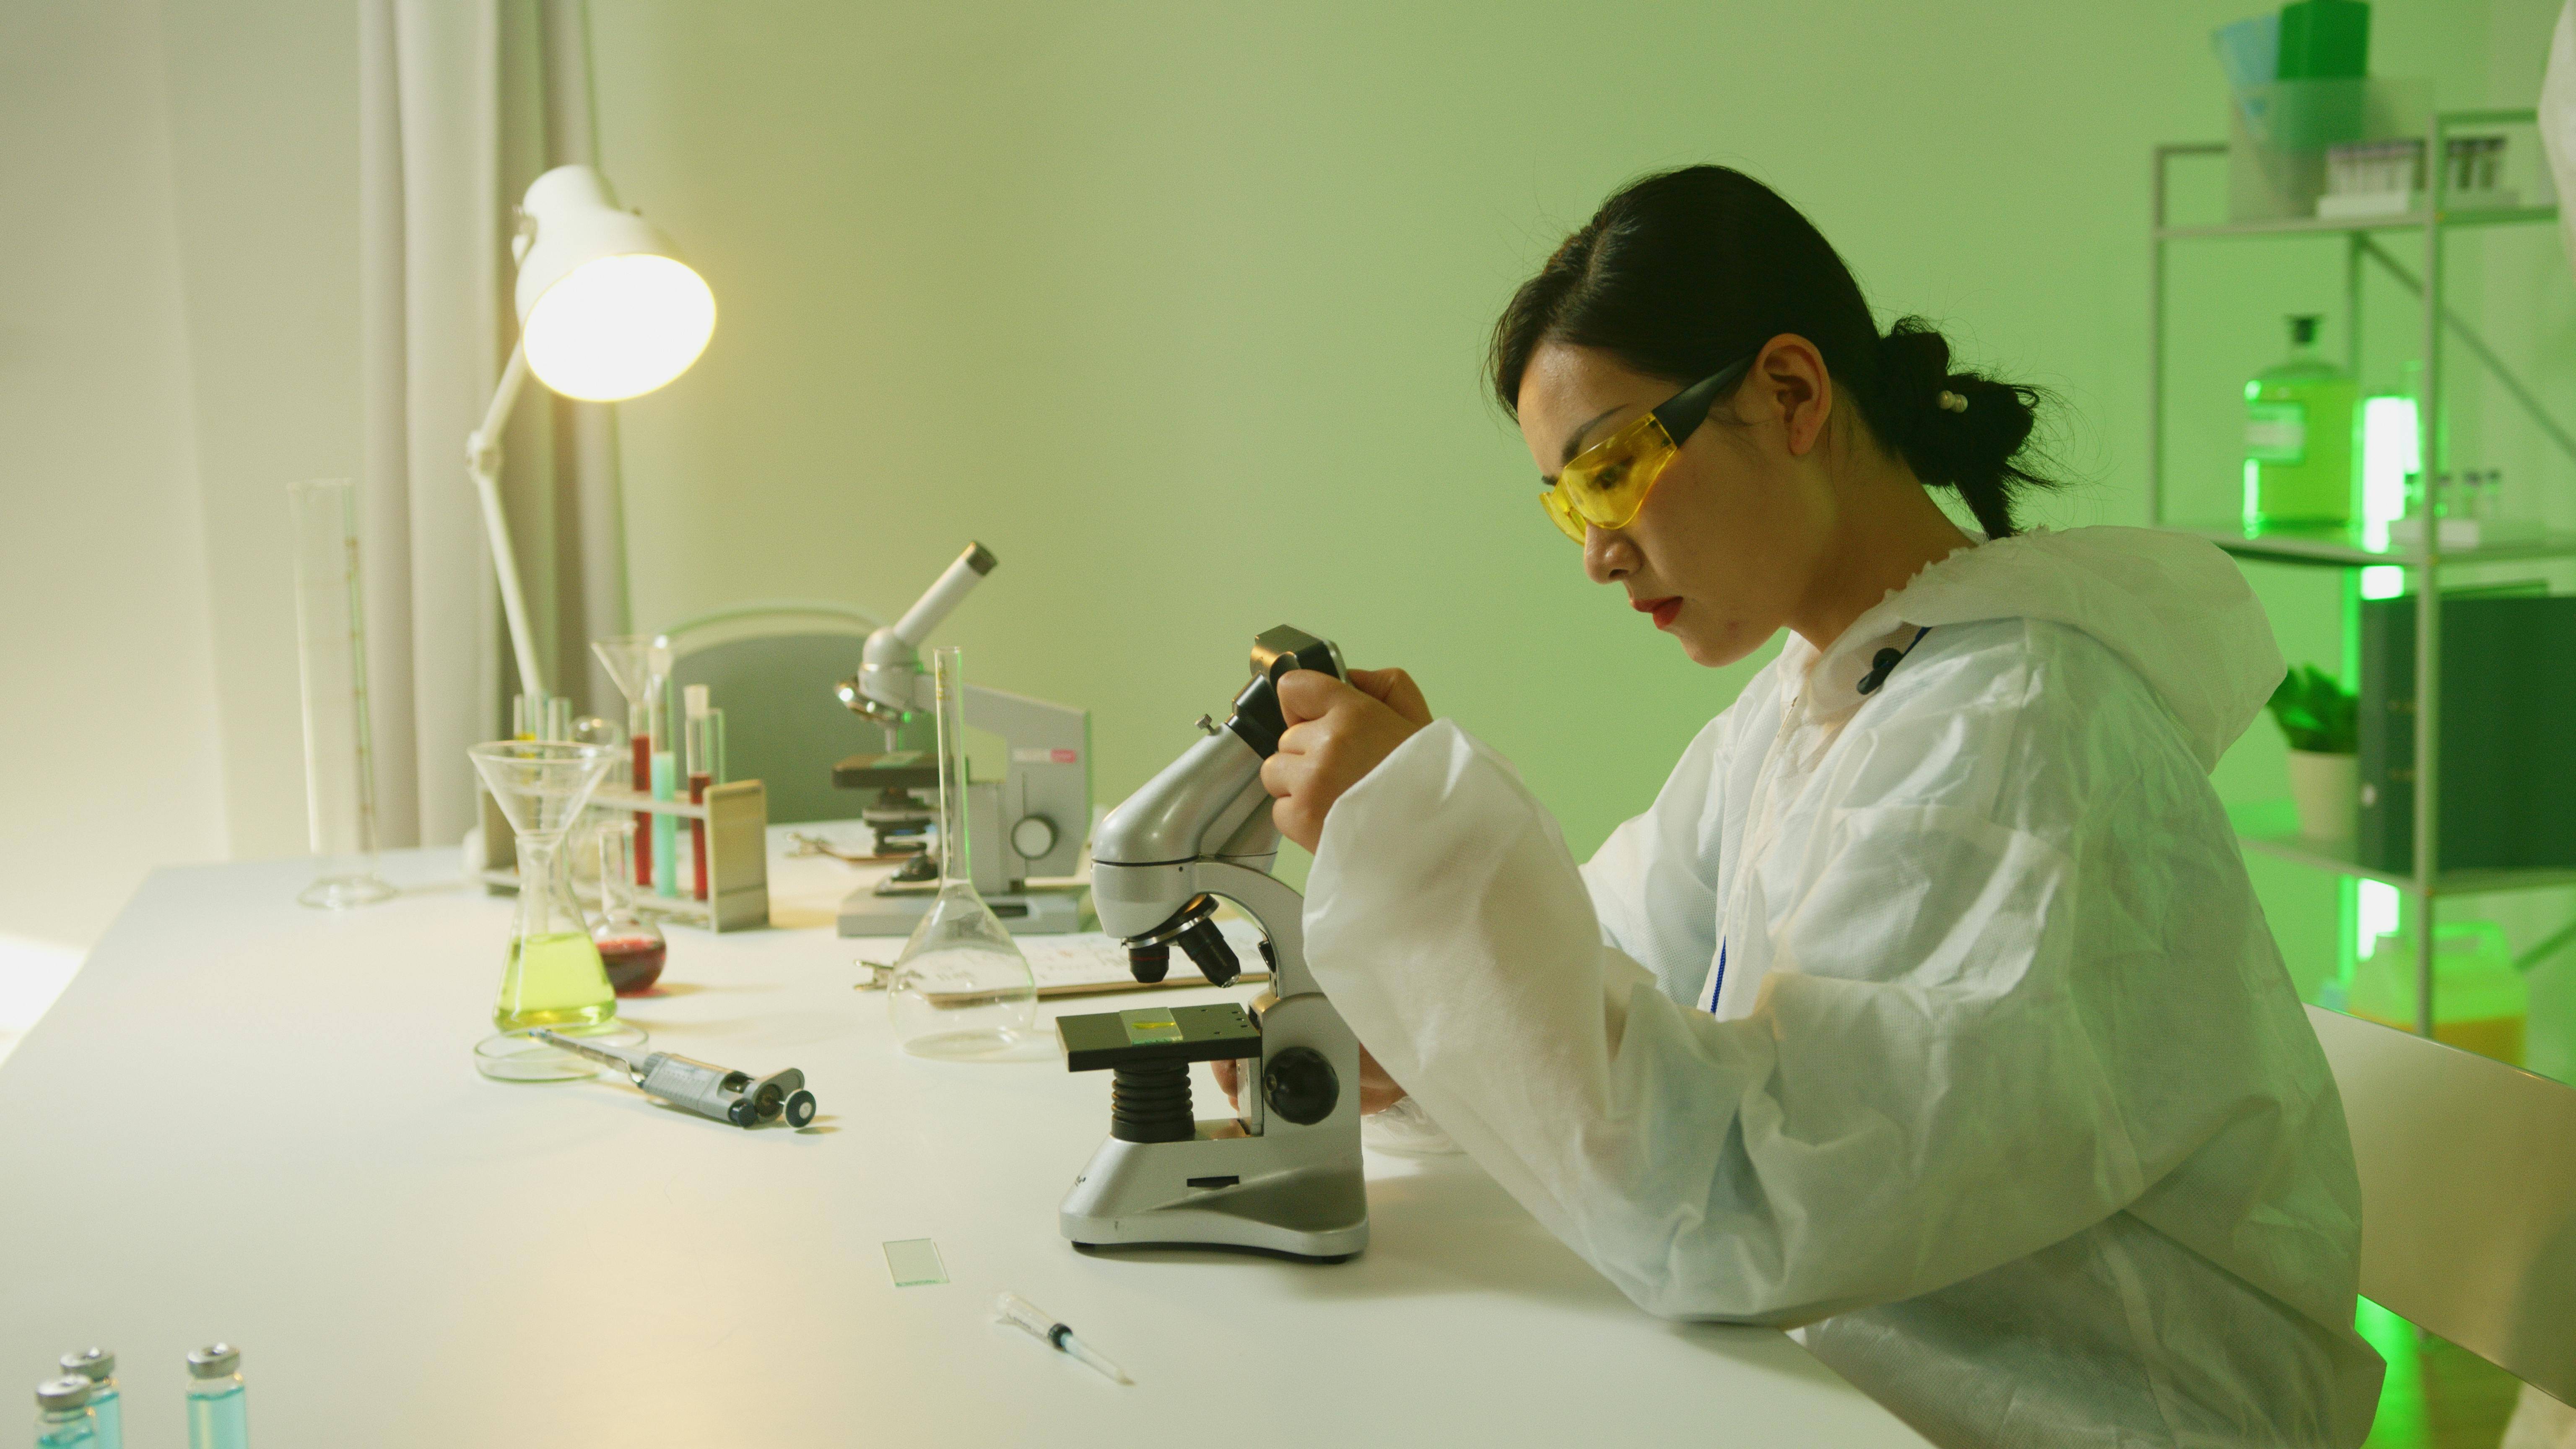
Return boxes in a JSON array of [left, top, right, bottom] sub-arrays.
[[2360, 395, 2420, 553]]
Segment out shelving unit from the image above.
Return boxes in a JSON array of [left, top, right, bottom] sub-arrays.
[[2148, 108, 2575, 1038]]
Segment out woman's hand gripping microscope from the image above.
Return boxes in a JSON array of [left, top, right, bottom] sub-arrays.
[[1054, 627, 1368, 1262]]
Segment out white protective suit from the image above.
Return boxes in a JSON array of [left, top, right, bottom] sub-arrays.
[[1306, 526, 2386, 1448]]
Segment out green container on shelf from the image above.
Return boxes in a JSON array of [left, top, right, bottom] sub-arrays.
[[2244, 314, 2356, 528], [2276, 0, 2369, 81]]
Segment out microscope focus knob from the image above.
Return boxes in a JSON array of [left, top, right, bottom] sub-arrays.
[[1262, 1047, 1339, 1126], [1010, 815, 1057, 860]]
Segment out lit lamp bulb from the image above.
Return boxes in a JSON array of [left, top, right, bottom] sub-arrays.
[[513, 165, 715, 402], [467, 163, 717, 712]]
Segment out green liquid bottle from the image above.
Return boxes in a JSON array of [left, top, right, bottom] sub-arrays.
[[2244, 314, 2356, 530]]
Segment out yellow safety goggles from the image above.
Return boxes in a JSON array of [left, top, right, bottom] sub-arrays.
[[1539, 350, 1758, 543]]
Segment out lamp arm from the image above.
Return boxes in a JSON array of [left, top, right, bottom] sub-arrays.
[[465, 340, 546, 704]]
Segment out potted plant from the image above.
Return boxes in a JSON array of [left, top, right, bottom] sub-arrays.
[[2266, 665, 2358, 842]]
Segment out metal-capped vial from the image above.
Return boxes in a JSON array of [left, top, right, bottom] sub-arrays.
[[186, 1345, 241, 1379], [36, 1377, 93, 1411], [60, 1348, 114, 1381]]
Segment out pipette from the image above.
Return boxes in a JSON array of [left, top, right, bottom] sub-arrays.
[[995, 1292, 1131, 1384], [528, 1029, 816, 1128]]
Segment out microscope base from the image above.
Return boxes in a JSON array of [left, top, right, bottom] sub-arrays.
[[1058, 1129, 1368, 1261], [836, 883, 1087, 937]]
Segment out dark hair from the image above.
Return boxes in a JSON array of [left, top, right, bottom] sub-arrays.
[[1490, 165, 2058, 538]]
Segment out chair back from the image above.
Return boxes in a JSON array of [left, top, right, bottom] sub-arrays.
[[2307, 1002, 2576, 1401], [661, 602, 880, 825]]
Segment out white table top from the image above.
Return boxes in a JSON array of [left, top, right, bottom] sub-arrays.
[[0, 839, 1926, 1446]]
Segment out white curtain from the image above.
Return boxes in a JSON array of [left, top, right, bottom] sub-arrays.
[[358, 0, 628, 846]]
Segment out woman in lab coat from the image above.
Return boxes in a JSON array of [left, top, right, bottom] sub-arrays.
[[1257, 166, 2387, 1447]]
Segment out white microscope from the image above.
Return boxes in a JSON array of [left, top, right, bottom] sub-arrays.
[[1054, 626, 1367, 1261], [834, 542, 1092, 935]]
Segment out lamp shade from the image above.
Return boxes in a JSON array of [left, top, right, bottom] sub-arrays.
[[513, 165, 716, 402]]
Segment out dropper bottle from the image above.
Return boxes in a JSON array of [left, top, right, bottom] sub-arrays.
[[184, 1345, 249, 1449], [34, 1378, 96, 1449], [55, 1351, 118, 1449]]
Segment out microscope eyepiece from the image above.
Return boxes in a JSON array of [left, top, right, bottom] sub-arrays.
[[1224, 626, 1346, 758]]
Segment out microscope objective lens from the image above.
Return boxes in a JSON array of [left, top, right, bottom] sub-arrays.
[[1177, 919, 1241, 986], [1127, 943, 1171, 983]]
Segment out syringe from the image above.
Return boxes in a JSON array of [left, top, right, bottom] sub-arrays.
[[996, 1292, 1132, 1384], [529, 1029, 816, 1129]]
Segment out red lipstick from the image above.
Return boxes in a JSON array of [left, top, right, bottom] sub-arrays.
[[1633, 596, 1683, 629]]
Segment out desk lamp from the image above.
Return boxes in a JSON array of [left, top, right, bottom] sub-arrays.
[[467, 164, 715, 706]]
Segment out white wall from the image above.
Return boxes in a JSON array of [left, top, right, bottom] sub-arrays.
[[0, 0, 360, 982], [3, 0, 2565, 1005], [154, 0, 366, 867], [0, 0, 228, 958], [582, 0, 2516, 867]]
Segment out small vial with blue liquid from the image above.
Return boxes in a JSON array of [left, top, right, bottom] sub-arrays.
[[184, 1345, 248, 1449], [34, 1378, 96, 1449], [55, 1351, 118, 1449]]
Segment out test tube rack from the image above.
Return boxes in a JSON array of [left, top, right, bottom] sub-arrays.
[[477, 779, 772, 932]]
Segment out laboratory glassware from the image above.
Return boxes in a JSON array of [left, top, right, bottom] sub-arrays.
[[467, 740, 646, 1081], [888, 647, 1037, 1057], [34, 1379, 95, 1449], [591, 817, 667, 995], [2243, 315, 2356, 529], [182, 1347, 245, 1449], [685, 683, 714, 901], [56, 1352, 117, 1449], [590, 635, 669, 890], [286, 479, 395, 909]]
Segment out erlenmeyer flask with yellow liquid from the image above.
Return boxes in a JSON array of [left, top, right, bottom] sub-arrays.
[[468, 740, 647, 1080]]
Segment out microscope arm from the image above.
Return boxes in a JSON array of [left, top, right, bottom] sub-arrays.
[[856, 541, 995, 718]]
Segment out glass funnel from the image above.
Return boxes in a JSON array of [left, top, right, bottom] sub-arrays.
[[467, 740, 642, 1080], [888, 647, 1037, 1058]]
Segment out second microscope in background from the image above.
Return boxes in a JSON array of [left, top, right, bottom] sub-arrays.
[[834, 543, 1092, 935]]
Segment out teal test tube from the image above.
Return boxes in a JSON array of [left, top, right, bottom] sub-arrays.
[[652, 750, 679, 896]]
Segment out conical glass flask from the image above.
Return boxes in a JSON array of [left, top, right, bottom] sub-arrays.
[[888, 647, 1037, 1058], [591, 817, 668, 995], [468, 740, 644, 1080]]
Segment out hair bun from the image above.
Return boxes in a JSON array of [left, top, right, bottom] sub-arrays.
[[1869, 318, 2049, 538], [1874, 322, 1954, 398]]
